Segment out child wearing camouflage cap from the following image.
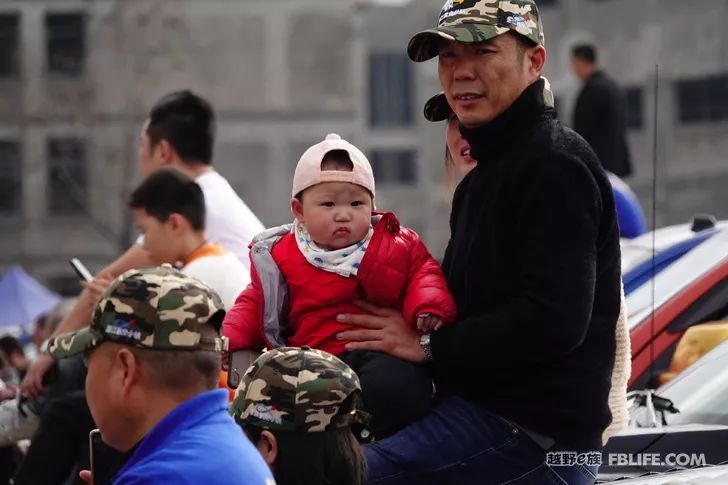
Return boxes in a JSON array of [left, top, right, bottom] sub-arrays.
[[230, 346, 367, 485], [223, 133, 457, 438]]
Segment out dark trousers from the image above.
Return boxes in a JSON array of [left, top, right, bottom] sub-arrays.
[[365, 396, 599, 485], [340, 350, 432, 439]]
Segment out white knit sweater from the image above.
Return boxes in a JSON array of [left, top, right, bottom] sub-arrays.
[[602, 285, 632, 445]]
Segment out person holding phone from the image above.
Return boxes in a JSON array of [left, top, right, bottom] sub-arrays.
[[21, 90, 264, 399], [45, 266, 273, 485], [12, 91, 264, 485]]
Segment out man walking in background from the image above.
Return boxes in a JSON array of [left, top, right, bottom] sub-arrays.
[[571, 44, 633, 178]]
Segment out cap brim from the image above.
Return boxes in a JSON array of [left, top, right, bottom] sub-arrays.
[[46, 327, 102, 359], [424, 92, 452, 122], [407, 24, 510, 62]]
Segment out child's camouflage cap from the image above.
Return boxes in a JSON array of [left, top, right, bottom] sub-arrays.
[[230, 346, 363, 433], [46, 265, 227, 359], [408, 0, 545, 62]]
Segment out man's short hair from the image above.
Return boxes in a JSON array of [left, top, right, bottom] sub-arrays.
[[572, 44, 597, 63], [130, 323, 222, 392], [146, 90, 215, 165], [129, 168, 206, 231]]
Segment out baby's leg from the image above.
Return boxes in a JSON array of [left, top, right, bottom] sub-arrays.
[[341, 350, 432, 440]]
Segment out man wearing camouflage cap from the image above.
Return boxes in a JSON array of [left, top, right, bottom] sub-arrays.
[[47, 266, 274, 484], [338, 1, 621, 484], [231, 347, 367, 485]]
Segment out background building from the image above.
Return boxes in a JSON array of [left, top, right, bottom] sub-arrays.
[[2, 0, 727, 289], [0, 0, 366, 291]]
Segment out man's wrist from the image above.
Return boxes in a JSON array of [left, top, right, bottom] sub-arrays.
[[419, 333, 433, 362]]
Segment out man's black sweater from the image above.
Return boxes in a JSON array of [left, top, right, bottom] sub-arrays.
[[431, 79, 622, 451]]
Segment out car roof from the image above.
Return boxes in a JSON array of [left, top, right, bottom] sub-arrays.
[[627, 227, 728, 329], [621, 220, 728, 277]]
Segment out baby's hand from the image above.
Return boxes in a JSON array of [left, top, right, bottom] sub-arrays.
[[416, 313, 444, 332]]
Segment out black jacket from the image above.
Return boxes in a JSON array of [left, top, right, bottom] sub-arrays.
[[431, 79, 622, 451], [573, 70, 633, 177]]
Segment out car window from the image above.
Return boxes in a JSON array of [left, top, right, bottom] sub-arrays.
[[661, 344, 728, 426]]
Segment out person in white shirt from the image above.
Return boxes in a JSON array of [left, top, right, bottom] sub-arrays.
[[129, 168, 249, 309], [22, 90, 263, 396]]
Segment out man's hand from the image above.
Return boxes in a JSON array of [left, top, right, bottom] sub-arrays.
[[336, 300, 428, 364], [20, 353, 56, 398], [79, 470, 93, 484], [81, 272, 115, 304]]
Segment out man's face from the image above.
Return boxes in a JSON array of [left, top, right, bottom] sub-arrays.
[[438, 34, 540, 127], [137, 121, 164, 177], [133, 209, 180, 264], [570, 57, 591, 81]]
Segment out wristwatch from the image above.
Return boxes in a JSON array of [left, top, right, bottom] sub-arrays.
[[419, 333, 433, 362]]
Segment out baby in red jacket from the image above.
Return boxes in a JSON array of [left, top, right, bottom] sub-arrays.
[[224, 133, 456, 438]]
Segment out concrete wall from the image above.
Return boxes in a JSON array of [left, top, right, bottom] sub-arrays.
[[2, 0, 727, 289], [0, 0, 365, 290]]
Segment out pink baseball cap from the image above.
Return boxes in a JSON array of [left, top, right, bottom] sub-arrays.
[[292, 134, 375, 198]]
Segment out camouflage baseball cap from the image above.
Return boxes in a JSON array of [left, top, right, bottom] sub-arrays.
[[46, 265, 227, 359], [230, 347, 363, 433], [408, 0, 544, 62], [424, 75, 555, 121]]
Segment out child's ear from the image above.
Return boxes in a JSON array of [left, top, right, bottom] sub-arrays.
[[168, 213, 186, 233], [291, 197, 304, 222]]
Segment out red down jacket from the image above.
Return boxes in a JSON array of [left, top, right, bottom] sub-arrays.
[[223, 212, 456, 356]]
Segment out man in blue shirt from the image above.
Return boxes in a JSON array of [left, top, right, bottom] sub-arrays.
[[46, 265, 274, 485]]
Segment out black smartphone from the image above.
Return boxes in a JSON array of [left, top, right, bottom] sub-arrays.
[[69, 258, 94, 283], [89, 429, 127, 485], [227, 350, 262, 388]]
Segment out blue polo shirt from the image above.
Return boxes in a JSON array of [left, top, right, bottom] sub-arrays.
[[113, 389, 273, 485]]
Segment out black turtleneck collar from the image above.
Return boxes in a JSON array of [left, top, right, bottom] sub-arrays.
[[459, 78, 555, 164]]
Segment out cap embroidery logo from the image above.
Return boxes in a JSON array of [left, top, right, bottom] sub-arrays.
[[439, 0, 477, 23], [106, 320, 142, 341], [507, 14, 527, 30], [252, 403, 283, 424]]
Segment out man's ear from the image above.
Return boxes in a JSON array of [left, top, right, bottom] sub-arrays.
[[257, 430, 278, 467], [291, 197, 304, 222], [527, 45, 547, 81], [116, 348, 141, 398], [155, 139, 174, 166]]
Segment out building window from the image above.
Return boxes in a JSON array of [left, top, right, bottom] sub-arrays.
[[0, 141, 21, 214], [369, 53, 412, 128], [624, 87, 643, 129], [676, 74, 728, 123], [0, 13, 20, 78], [45, 13, 85, 76], [48, 138, 87, 214], [370, 150, 417, 185]]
